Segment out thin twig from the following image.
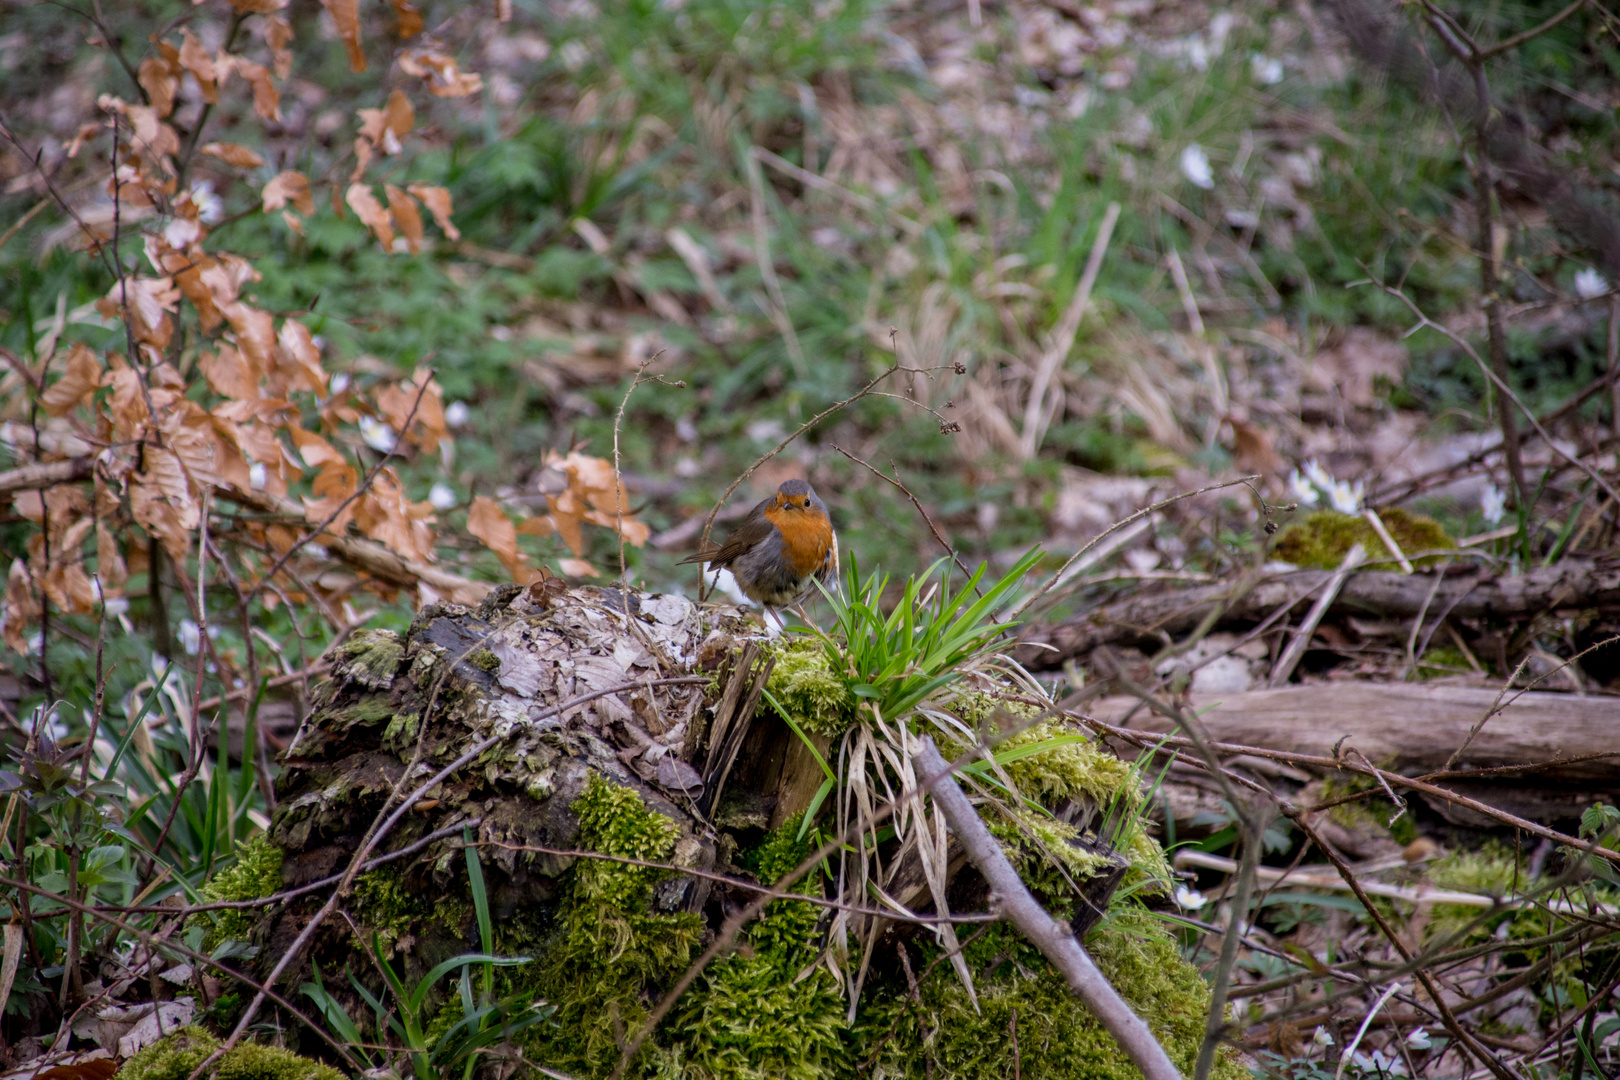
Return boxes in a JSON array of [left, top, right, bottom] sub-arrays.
[[829, 445, 977, 590]]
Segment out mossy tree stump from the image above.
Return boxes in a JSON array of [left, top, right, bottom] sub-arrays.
[[231, 584, 1241, 1080]]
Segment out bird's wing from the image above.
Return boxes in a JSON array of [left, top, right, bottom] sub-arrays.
[[677, 512, 777, 568]]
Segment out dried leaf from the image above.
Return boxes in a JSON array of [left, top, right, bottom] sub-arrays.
[[131, 446, 200, 559], [398, 47, 482, 98], [231, 0, 289, 12], [375, 369, 445, 451], [345, 183, 394, 250], [288, 427, 345, 468], [122, 105, 181, 162], [383, 87, 414, 142], [1, 559, 40, 654], [178, 30, 217, 103], [262, 170, 314, 215], [102, 363, 151, 442], [385, 185, 423, 254], [558, 558, 600, 578], [303, 460, 359, 533], [388, 0, 424, 37], [262, 15, 294, 79], [321, 0, 366, 72], [353, 469, 434, 562], [41, 343, 103, 416], [138, 54, 178, 118], [274, 320, 328, 395], [198, 345, 257, 400], [468, 495, 531, 580], [220, 56, 281, 122], [201, 142, 265, 168], [222, 302, 275, 384], [96, 520, 128, 592], [405, 184, 460, 240]]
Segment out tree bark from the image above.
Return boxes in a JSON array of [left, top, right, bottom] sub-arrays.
[[1018, 559, 1620, 666]]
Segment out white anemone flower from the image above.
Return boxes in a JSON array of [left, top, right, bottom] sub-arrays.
[[1406, 1028, 1432, 1050], [1480, 483, 1507, 527], [1174, 884, 1207, 910], [1288, 468, 1320, 507], [1180, 144, 1215, 190], [359, 416, 397, 453], [428, 482, 457, 510], [1574, 267, 1608, 300]]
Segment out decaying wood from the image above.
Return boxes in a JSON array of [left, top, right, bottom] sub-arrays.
[[1090, 683, 1620, 784], [1019, 558, 1620, 665], [913, 737, 1182, 1080]]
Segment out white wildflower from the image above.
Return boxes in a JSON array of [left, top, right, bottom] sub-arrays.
[[329, 373, 350, 396], [444, 401, 471, 428], [428, 482, 457, 510], [1406, 1028, 1432, 1050], [359, 416, 397, 453], [179, 618, 201, 656], [1480, 482, 1507, 527], [1250, 53, 1284, 85], [189, 181, 223, 224], [1289, 468, 1320, 507], [1313, 1026, 1335, 1047], [1574, 267, 1608, 300], [1174, 884, 1207, 910], [1327, 477, 1363, 515], [248, 461, 268, 490], [1303, 458, 1336, 493], [1180, 144, 1215, 190]]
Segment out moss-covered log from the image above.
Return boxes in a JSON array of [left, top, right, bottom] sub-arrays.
[[226, 584, 1242, 1080]]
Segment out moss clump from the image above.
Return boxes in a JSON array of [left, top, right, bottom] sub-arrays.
[[672, 816, 849, 1079], [197, 836, 282, 951], [767, 642, 856, 738], [330, 628, 404, 689], [1273, 509, 1454, 569], [858, 913, 1245, 1080], [468, 647, 501, 672], [535, 773, 703, 1077], [114, 1026, 344, 1080]]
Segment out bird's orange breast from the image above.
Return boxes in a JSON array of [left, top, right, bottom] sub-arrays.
[[763, 504, 835, 579]]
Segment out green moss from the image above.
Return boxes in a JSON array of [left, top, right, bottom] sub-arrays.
[[197, 836, 283, 951], [674, 817, 849, 1080], [767, 642, 856, 738], [859, 913, 1245, 1080], [331, 628, 404, 689], [1273, 509, 1454, 569], [535, 773, 703, 1077], [114, 1026, 344, 1080], [468, 648, 501, 672]]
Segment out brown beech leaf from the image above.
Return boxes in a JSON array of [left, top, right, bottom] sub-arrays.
[[222, 302, 276, 384], [468, 495, 532, 581], [0, 559, 40, 654], [383, 87, 414, 142], [353, 469, 434, 562], [96, 520, 128, 592], [385, 185, 423, 254], [131, 446, 200, 559], [138, 51, 179, 117], [201, 141, 265, 168], [558, 558, 600, 578], [219, 56, 281, 122], [321, 0, 366, 72], [303, 460, 359, 533], [40, 343, 102, 417], [388, 0, 424, 37], [345, 183, 395, 250], [122, 104, 181, 162], [262, 170, 314, 216], [179, 29, 217, 103], [275, 320, 328, 395], [262, 15, 294, 79], [102, 362, 150, 442], [199, 345, 257, 401], [375, 368, 445, 452], [405, 184, 460, 240], [101, 277, 179, 347], [231, 0, 289, 12], [288, 427, 345, 469], [398, 47, 482, 98]]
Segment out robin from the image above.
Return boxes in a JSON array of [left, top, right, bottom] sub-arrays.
[[681, 479, 839, 620]]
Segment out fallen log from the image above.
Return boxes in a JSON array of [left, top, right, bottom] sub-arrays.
[[1019, 558, 1620, 666], [1090, 683, 1620, 822]]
